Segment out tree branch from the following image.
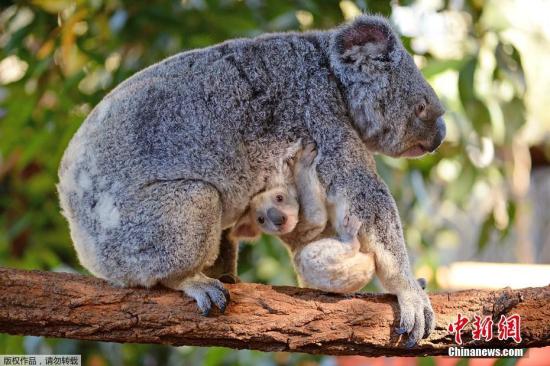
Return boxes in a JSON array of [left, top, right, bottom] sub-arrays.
[[1, 267, 548, 356]]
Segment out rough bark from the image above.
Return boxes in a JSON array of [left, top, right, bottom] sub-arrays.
[[0, 267, 548, 356]]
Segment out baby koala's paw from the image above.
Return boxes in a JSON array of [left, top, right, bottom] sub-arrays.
[[298, 143, 318, 167], [342, 214, 362, 238]]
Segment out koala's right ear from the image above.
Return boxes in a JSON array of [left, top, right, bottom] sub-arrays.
[[331, 15, 396, 65], [230, 212, 261, 241]]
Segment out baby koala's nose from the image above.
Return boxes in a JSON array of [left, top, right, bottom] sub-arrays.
[[267, 207, 287, 226]]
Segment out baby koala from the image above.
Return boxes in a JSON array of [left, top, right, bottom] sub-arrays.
[[231, 143, 376, 293], [229, 144, 301, 239]]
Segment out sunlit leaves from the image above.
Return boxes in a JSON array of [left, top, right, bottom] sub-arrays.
[[495, 41, 526, 93], [458, 57, 492, 136]]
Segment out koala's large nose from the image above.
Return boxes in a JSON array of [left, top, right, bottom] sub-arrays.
[[428, 117, 446, 152], [267, 207, 287, 226]]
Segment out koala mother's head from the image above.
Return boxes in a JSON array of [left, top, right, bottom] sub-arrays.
[[329, 15, 446, 158]]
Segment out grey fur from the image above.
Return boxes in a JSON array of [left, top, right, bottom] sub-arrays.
[[58, 14, 444, 344]]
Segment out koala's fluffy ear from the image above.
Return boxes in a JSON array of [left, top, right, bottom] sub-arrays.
[[332, 15, 396, 64], [230, 212, 261, 241]]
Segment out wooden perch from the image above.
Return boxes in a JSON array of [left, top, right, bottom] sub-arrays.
[[0, 267, 549, 356]]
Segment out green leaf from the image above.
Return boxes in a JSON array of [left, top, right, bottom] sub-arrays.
[[365, 0, 392, 16], [203, 347, 231, 366], [477, 213, 495, 252], [495, 41, 526, 93], [458, 58, 492, 135], [422, 59, 465, 79], [458, 57, 477, 108], [501, 97, 526, 142]]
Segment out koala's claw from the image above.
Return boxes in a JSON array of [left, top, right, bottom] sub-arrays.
[[395, 326, 407, 335], [299, 143, 317, 166], [424, 306, 435, 338], [179, 274, 230, 316], [397, 286, 435, 347], [405, 336, 417, 349]]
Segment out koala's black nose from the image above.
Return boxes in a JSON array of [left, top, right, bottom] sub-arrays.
[[428, 117, 446, 152], [267, 207, 286, 226]]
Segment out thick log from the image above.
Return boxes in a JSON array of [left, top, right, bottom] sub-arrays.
[[0, 267, 548, 356]]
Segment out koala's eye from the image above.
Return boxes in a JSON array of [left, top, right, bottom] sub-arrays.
[[415, 102, 426, 117], [257, 216, 265, 224], [275, 194, 284, 202]]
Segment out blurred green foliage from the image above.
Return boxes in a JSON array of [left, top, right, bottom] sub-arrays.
[[0, 0, 540, 364]]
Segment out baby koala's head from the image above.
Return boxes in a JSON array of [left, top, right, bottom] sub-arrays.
[[231, 184, 299, 241], [250, 185, 299, 235], [231, 141, 302, 241]]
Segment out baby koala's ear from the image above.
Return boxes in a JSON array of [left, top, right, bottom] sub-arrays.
[[231, 213, 261, 241]]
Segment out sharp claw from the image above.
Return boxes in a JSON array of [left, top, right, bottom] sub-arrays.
[[395, 327, 407, 335], [198, 300, 212, 316], [177, 274, 228, 316], [206, 288, 229, 313], [213, 280, 231, 302], [423, 307, 435, 338], [405, 336, 417, 348], [417, 278, 427, 290], [221, 290, 231, 313], [222, 287, 231, 302]]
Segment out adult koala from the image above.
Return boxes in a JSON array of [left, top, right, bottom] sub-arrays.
[[58, 15, 445, 346]]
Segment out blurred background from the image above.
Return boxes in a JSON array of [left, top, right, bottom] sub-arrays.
[[1, 0, 549, 365]]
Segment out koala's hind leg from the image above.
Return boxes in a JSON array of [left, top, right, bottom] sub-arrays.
[[203, 229, 241, 284], [128, 180, 229, 315]]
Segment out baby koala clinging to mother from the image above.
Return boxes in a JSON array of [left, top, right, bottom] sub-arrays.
[[231, 142, 376, 294]]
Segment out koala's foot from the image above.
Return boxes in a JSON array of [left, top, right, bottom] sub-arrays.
[[395, 283, 435, 347], [163, 273, 230, 316]]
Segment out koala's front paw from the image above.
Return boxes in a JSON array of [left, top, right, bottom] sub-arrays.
[[395, 285, 435, 347], [178, 273, 231, 316]]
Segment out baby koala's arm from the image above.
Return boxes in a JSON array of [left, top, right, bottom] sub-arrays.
[[283, 144, 328, 246], [296, 144, 328, 228]]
